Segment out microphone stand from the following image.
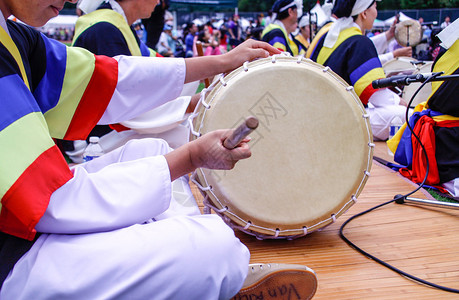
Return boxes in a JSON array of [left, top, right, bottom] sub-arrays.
[[404, 73, 459, 86], [394, 194, 459, 210]]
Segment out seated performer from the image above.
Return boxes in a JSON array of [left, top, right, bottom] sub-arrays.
[[295, 14, 312, 51], [307, 0, 407, 140], [388, 19, 459, 199], [262, 0, 306, 56], [0, 0, 318, 299]]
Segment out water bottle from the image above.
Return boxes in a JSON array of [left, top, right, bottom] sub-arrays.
[[83, 136, 104, 162], [388, 116, 403, 156]]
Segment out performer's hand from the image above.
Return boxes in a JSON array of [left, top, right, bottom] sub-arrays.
[[184, 40, 280, 83], [189, 130, 252, 170], [393, 47, 412, 58], [222, 39, 282, 73], [165, 130, 252, 181], [386, 19, 397, 41]]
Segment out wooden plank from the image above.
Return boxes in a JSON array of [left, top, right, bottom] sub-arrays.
[[191, 142, 459, 299]]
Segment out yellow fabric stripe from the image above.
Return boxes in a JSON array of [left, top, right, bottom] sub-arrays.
[[0, 25, 30, 90], [295, 34, 309, 49], [73, 9, 142, 56], [386, 101, 426, 153], [44, 48, 95, 139], [0, 112, 54, 199], [306, 22, 332, 58], [316, 27, 362, 65], [427, 40, 459, 105], [262, 24, 303, 56], [354, 67, 385, 96], [386, 100, 459, 154], [273, 41, 288, 52]]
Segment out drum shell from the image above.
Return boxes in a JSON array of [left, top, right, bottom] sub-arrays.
[[191, 57, 373, 238]]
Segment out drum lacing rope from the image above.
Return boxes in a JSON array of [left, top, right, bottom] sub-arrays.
[[322, 66, 330, 73], [219, 76, 227, 87], [243, 61, 249, 72], [190, 174, 211, 192], [368, 142, 375, 148], [303, 226, 308, 235], [345, 86, 354, 91], [296, 54, 305, 64], [362, 113, 370, 119], [188, 73, 224, 138], [351, 195, 358, 203], [271, 52, 291, 64], [202, 196, 228, 213], [243, 222, 252, 230], [331, 214, 337, 223]]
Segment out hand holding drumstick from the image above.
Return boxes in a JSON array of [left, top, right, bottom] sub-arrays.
[[165, 116, 259, 180]]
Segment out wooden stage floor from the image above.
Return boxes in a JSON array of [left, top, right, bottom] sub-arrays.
[[191, 142, 459, 299]]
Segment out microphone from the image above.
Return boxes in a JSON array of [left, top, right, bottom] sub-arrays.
[[372, 73, 435, 88]]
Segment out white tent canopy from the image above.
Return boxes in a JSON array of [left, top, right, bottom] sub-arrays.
[[383, 12, 414, 27], [42, 15, 78, 29]]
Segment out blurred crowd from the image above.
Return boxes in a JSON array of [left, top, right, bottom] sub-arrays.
[[36, 1, 454, 63]]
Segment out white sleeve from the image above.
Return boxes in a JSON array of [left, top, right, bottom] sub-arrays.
[[378, 52, 394, 66], [368, 88, 401, 107], [120, 96, 191, 134], [99, 56, 186, 124], [370, 33, 390, 54], [36, 139, 173, 234]]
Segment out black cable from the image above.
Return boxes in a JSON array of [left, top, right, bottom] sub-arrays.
[[340, 73, 459, 294]]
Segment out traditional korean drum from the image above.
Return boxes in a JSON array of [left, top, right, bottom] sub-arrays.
[[395, 19, 423, 47], [190, 56, 374, 239]]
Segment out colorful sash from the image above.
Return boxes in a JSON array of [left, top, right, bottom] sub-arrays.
[[0, 25, 30, 89]]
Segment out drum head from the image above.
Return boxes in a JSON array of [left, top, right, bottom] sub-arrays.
[[191, 57, 373, 238], [395, 20, 423, 47], [383, 57, 417, 77], [402, 61, 433, 108]]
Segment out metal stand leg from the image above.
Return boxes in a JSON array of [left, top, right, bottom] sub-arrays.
[[394, 194, 459, 210]]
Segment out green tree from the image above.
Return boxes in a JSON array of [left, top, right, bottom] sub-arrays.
[[238, 0, 456, 12], [438, 0, 459, 7], [239, 0, 275, 12]]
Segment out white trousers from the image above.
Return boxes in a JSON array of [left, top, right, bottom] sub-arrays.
[[1, 139, 250, 300], [368, 103, 407, 141]]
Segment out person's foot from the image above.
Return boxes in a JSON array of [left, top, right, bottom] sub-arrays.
[[232, 263, 317, 300]]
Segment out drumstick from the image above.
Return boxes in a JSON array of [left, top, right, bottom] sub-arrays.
[[223, 116, 259, 149]]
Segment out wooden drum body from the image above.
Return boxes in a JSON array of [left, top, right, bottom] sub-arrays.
[[190, 56, 374, 239]]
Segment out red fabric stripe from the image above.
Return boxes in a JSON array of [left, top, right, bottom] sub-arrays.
[[359, 84, 377, 106], [0, 146, 73, 240], [398, 117, 459, 186], [109, 123, 130, 132], [64, 55, 118, 140]]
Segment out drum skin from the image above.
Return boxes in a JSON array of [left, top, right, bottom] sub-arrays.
[[395, 20, 423, 47], [191, 56, 373, 238], [402, 61, 433, 108], [383, 56, 417, 77]]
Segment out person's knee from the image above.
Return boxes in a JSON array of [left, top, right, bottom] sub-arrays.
[[122, 138, 171, 157], [187, 215, 249, 262]]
